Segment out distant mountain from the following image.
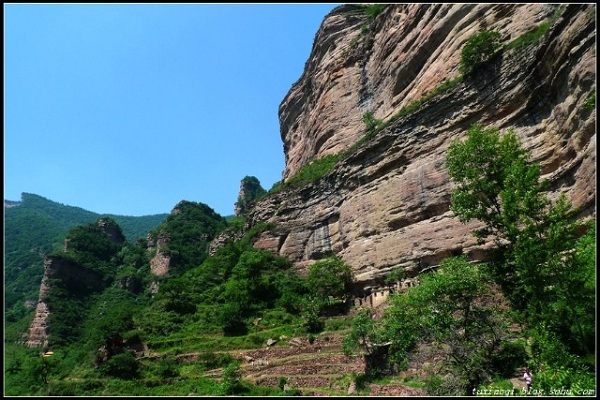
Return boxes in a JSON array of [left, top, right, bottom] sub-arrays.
[[4, 192, 168, 319]]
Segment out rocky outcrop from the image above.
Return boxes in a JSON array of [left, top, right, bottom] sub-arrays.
[[26, 298, 50, 348], [26, 256, 103, 348], [208, 229, 244, 256], [242, 4, 595, 288], [26, 218, 125, 348], [148, 233, 170, 277], [147, 201, 226, 278], [64, 218, 126, 252], [97, 218, 126, 245], [280, 4, 559, 180], [234, 176, 267, 216]]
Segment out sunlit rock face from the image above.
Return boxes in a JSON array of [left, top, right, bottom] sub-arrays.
[[236, 4, 596, 287]]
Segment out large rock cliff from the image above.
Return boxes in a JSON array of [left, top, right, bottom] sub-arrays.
[[243, 4, 595, 288]]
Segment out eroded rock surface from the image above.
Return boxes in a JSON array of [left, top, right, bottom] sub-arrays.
[[245, 4, 595, 287]]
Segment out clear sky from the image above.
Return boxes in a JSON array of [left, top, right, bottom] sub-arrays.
[[4, 3, 341, 217]]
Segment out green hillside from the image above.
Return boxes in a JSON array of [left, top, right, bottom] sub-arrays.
[[4, 193, 168, 321]]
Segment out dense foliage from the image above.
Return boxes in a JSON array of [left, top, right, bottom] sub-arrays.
[[4, 193, 166, 322], [340, 123, 595, 395], [446, 124, 595, 391], [147, 200, 227, 277], [383, 257, 518, 395], [5, 195, 360, 395]]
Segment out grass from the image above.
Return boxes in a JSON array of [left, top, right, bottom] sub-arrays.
[[584, 90, 595, 110], [268, 153, 342, 195], [345, 4, 388, 21], [504, 22, 550, 51], [147, 324, 301, 353], [323, 315, 354, 331]]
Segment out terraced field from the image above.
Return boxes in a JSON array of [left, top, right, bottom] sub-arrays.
[[192, 331, 426, 396]]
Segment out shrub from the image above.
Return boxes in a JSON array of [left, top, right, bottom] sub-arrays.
[[284, 154, 341, 189], [157, 357, 179, 379], [301, 298, 325, 334], [220, 361, 244, 395], [584, 90, 595, 110], [278, 376, 288, 390], [347, 4, 388, 21], [460, 30, 501, 74], [99, 352, 140, 380], [196, 351, 234, 371], [363, 111, 384, 137]]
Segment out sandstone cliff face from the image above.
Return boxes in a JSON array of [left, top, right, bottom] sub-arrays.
[[245, 4, 595, 288], [148, 233, 171, 277], [280, 4, 559, 179]]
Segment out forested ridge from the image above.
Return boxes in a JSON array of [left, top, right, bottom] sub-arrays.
[[4, 193, 168, 323]]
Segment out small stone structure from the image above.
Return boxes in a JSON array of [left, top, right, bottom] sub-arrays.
[[353, 278, 419, 308]]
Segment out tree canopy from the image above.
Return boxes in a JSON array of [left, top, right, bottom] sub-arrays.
[[446, 123, 595, 389]]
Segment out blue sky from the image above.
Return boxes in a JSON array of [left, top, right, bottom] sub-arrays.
[[4, 3, 341, 217]]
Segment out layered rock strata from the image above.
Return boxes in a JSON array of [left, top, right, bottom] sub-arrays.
[[244, 4, 595, 288]]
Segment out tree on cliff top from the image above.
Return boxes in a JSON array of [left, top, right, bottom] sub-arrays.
[[235, 176, 266, 216]]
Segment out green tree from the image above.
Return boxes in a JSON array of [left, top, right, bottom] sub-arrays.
[[342, 308, 383, 356], [157, 357, 179, 379], [98, 351, 139, 380], [83, 287, 145, 349], [382, 256, 512, 395], [274, 270, 309, 314], [300, 296, 325, 334], [307, 256, 354, 303], [25, 354, 58, 385], [460, 30, 501, 74], [446, 124, 595, 379]]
